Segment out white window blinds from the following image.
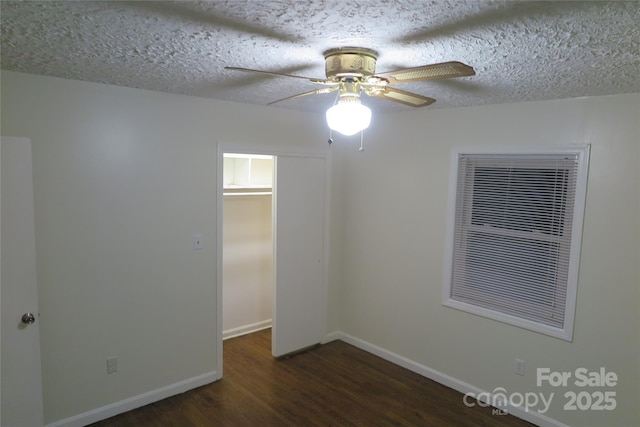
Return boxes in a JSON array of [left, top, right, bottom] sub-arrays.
[[443, 148, 589, 340]]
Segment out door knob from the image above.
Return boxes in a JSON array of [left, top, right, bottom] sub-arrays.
[[21, 312, 36, 325]]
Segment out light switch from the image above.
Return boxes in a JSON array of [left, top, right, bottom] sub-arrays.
[[192, 233, 204, 250]]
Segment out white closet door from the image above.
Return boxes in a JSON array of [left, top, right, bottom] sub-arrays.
[[1, 137, 45, 426], [272, 155, 326, 357]]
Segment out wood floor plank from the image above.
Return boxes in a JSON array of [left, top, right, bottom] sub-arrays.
[[90, 329, 533, 426]]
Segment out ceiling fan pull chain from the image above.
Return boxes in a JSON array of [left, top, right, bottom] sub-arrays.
[[359, 130, 365, 152]]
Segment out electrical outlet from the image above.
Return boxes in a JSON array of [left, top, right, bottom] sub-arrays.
[[106, 357, 118, 374], [515, 358, 526, 376]]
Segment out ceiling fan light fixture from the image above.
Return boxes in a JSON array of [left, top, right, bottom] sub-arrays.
[[326, 96, 371, 136]]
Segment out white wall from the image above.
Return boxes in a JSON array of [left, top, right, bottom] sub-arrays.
[[339, 93, 640, 426], [0, 71, 335, 424]]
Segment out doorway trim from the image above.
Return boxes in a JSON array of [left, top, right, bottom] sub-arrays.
[[215, 142, 331, 379]]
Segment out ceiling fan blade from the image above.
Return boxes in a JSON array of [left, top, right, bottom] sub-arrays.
[[268, 86, 339, 105], [374, 61, 475, 84], [225, 67, 326, 84], [368, 87, 436, 107]]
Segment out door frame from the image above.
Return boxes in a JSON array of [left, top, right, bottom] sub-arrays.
[[215, 142, 331, 378]]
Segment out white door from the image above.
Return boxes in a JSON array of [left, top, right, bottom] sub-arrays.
[[1, 137, 45, 426], [272, 155, 326, 357]]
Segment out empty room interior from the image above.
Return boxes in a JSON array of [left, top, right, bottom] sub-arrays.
[[1, 1, 639, 427]]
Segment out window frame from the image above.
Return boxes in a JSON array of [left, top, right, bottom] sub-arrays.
[[442, 146, 590, 341]]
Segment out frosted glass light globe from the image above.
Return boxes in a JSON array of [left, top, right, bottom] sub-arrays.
[[326, 101, 372, 136]]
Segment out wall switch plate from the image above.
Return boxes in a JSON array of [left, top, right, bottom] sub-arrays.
[[107, 357, 118, 374], [192, 233, 204, 250], [515, 358, 526, 376]]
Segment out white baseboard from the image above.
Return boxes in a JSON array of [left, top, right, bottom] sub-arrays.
[[322, 330, 342, 344], [334, 331, 568, 427], [223, 319, 272, 340], [45, 371, 218, 427]]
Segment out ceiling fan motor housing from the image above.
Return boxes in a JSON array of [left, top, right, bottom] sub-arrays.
[[324, 47, 378, 80]]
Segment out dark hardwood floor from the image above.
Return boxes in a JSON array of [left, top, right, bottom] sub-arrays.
[[91, 329, 533, 426]]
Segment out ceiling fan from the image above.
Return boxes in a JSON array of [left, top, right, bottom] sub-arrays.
[[225, 47, 475, 136]]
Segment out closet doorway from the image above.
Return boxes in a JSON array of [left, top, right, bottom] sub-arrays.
[[222, 153, 274, 340], [216, 144, 329, 377]]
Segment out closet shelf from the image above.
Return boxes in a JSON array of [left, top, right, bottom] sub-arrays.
[[223, 186, 272, 196]]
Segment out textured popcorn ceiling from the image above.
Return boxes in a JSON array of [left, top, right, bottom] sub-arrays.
[[1, 1, 639, 114]]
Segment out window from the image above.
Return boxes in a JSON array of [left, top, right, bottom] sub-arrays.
[[442, 147, 590, 340]]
